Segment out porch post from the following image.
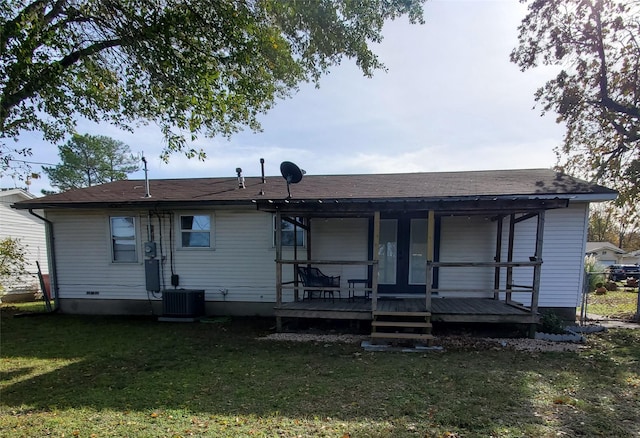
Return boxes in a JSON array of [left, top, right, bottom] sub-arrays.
[[426, 210, 435, 312], [293, 217, 299, 302], [531, 210, 545, 330], [506, 213, 516, 303], [371, 211, 380, 312], [275, 210, 283, 331], [306, 216, 312, 264], [494, 216, 503, 299]]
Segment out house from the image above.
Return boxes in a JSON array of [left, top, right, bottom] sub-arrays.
[[585, 241, 626, 266], [625, 250, 640, 265], [1, 188, 48, 301], [13, 168, 616, 338], [586, 242, 640, 266]]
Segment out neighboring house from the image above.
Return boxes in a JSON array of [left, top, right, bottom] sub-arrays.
[[1, 188, 48, 300], [13, 168, 616, 337], [585, 242, 640, 266], [622, 250, 640, 265], [585, 241, 627, 266]]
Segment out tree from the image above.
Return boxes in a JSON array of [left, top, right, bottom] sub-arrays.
[[511, 0, 640, 220], [588, 203, 616, 243], [0, 237, 27, 293], [42, 133, 139, 191], [588, 202, 640, 249], [0, 0, 425, 172]]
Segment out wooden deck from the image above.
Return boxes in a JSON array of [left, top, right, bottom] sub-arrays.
[[274, 297, 538, 324]]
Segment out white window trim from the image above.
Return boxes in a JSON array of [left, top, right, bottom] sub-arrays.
[[108, 215, 140, 264], [177, 212, 215, 250], [272, 215, 306, 248]]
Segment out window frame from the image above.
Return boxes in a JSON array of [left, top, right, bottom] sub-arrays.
[[109, 215, 139, 263], [178, 213, 214, 249], [273, 215, 305, 248]]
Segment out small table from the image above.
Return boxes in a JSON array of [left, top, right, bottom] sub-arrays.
[[348, 279, 370, 300]]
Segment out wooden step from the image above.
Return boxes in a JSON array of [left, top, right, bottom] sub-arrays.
[[370, 332, 434, 340], [371, 321, 432, 328], [373, 311, 431, 317]]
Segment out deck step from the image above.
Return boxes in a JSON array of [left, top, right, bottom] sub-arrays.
[[371, 321, 432, 328], [370, 332, 434, 340], [373, 311, 431, 317]]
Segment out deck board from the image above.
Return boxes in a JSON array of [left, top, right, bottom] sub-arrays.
[[275, 297, 537, 323]]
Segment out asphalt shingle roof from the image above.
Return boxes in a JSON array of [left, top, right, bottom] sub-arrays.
[[13, 168, 616, 209]]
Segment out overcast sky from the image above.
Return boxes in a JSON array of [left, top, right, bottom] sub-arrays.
[[2, 0, 566, 195]]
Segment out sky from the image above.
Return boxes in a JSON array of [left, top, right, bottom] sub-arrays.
[[1, 0, 566, 196]]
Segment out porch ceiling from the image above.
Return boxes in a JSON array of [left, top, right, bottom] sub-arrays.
[[256, 197, 570, 215]]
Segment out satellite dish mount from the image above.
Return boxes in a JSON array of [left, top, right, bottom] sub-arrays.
[[280, 161, 305, 198]]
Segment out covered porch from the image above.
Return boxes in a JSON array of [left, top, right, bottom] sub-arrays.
[[259, 196, 570, 340]]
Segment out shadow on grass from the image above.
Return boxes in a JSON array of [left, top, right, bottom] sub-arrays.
[[2, 308, 639, 436]]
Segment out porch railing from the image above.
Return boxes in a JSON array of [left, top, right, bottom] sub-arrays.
[[275, 259, 541, 315], [275, 259, 378, 307], [425, 260, 542, 314]]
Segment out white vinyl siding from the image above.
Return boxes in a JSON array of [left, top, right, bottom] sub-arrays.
[[438, 204, 588, 307], [168, 210, 275, 301], [439, 216, 496, 295], [0, 191, 48, 292], [46, 202, 588, 311], [311, 218, 369, 289], [47, 210, 145, 300]]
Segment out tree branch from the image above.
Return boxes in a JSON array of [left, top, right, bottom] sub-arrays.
[[0, 0, 47, 54], [1, 38, 123, 126]]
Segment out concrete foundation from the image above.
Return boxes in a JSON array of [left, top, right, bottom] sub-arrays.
[[57, 298, 276, 317], [539, 307, 577, 324], [56, 299, 577, 325]]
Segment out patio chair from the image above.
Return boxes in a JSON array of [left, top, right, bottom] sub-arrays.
[[297, 266, 341, 301]]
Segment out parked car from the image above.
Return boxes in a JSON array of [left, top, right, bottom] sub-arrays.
[[605, 264, 640, 281]]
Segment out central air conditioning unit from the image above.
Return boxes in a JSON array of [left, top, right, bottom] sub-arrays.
[[161, 289, 205, 319]]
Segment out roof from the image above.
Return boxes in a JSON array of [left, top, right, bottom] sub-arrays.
[[1, 188, 36, 201], [586, 242, 626, 254], [12, 168, 617, 210]]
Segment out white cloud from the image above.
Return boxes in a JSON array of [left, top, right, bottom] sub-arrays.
[[2, 0, 568, 196]]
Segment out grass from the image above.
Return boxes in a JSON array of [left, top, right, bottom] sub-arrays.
[[1, 304, 639, 438], [586, 287, 639, 320]]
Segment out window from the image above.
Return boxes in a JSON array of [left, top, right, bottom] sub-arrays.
[[273, 216, 305, 247], [378, 219, 397, 284], [180, 214, 211, 248], [110, 216, 137, 262], [409, 219, 427, 284]]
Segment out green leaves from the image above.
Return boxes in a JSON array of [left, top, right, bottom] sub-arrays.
[[512, 0, 640, 220], [1, 0, 425, 164], [0, 237, 28, 289], [42, 133, 139, 192]]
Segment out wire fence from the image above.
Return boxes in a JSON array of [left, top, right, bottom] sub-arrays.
[[580, 271, 640, 325]]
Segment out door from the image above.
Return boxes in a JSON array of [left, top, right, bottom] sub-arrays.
[[377, 216, 438, 295]]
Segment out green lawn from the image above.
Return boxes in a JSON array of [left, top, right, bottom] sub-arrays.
[[1, 304, 639, 438], [586, 288, 639, 320]]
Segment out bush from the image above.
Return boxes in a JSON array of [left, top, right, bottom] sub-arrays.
[[539, 312, 566, 334], [0, 238, 28, 293]]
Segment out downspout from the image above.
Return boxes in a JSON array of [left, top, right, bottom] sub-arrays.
[[29, 209, 59, 311]]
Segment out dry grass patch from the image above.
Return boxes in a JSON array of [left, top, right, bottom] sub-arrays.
[[586, 289, 638, 319]]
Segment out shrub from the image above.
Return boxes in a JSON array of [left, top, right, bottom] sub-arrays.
[[0, 237, 28, 293], [539, 312, 566, 334]]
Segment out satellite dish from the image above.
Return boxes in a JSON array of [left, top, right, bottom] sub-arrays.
[[280, 161, 305, 198]]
